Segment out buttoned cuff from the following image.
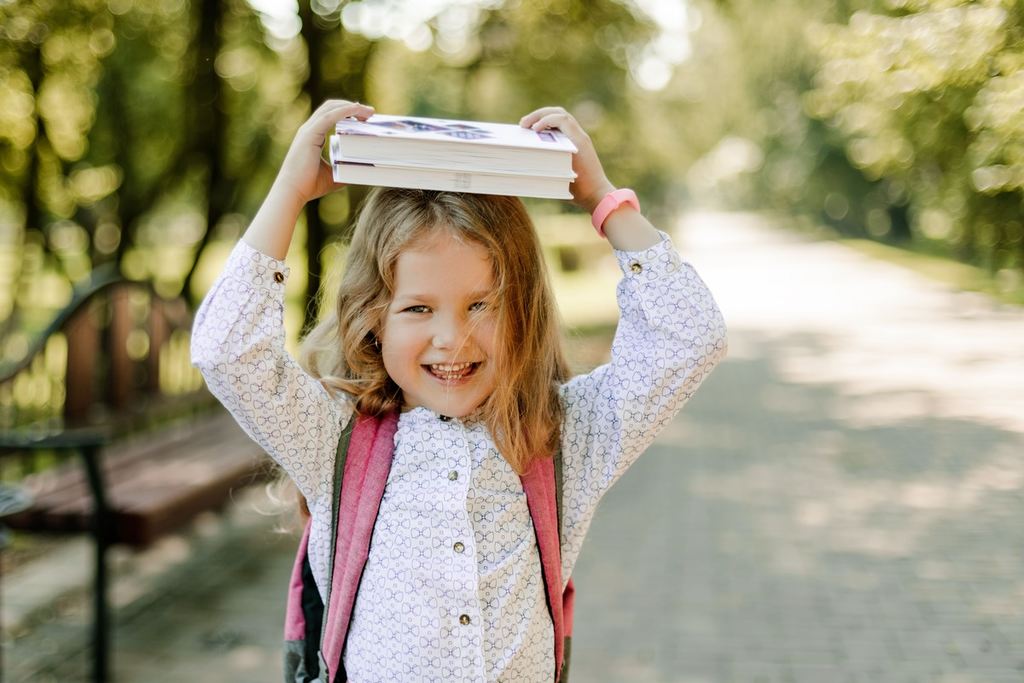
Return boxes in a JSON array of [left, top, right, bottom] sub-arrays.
[[225, 239, 291, 294], [613, 230, 683, 280]]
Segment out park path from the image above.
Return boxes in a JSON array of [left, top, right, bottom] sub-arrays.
[[571, 211, 1024, 683], [6, 211, 1024, 682]]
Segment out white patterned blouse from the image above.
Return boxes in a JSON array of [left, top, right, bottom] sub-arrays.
[[190, 230, 727, 682]]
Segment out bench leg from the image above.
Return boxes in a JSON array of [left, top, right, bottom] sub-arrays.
[[80, 445, 110, 683]]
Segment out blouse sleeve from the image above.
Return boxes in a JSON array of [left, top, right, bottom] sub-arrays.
[[189, 239, 354, 507], [557, 230, 728, 576]]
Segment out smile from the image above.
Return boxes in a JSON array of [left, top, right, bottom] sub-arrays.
[[423, 362, 480, 383]]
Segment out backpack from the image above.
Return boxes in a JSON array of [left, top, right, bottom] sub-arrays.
[[282, 411, 574, 682]]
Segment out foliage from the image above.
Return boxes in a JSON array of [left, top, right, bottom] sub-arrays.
[[663, 0, 886, 231], [0, 0, 679, 352], [0, 0, 308, 337], [804, 0, 1024, 272]]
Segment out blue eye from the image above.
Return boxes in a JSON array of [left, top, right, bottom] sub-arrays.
[[403, 305, 430, 314]]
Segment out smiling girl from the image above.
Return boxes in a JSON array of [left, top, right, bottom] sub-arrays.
[[190, 100, 727, 682]]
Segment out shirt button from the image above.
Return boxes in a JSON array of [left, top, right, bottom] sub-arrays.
[[439, 414, 451, 422], [630, 262, 642, 274], [459, 614, 471, 625], [273, 271, 284, 283], [448, 470, 459, 481], [453, 542, 465, 553]]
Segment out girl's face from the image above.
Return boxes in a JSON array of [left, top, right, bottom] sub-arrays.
[[380, 230, 498, 418]]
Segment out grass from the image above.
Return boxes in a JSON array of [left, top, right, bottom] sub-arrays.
[[781, 215, 1024, 307], [838, 237, 1024, 307]]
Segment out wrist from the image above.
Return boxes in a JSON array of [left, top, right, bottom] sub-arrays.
[[580, 181, 617, 214], [590, 188, 640, 238], [267, 178, 309, 215]]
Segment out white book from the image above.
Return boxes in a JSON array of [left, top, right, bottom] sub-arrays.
[[332, 113, 578, 178], [332, 160, 573, 199]]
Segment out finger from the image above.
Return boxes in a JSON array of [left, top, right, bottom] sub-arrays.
[[311, 98, 350, 115], [519, 106, 568, 128], [313, 101, 375, 128], [312, 98, 370, 113], [519, 107, 567, 128], [312, 158, 343, 199], [307, 100, 376, 133], [528, 112, 583, 137], [303, 103, 375, 144], [307, 99, 359, 124]]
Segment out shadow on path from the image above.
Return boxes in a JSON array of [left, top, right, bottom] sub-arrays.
[[6, 490, 298, 683], [572, 327, 1024, 683]]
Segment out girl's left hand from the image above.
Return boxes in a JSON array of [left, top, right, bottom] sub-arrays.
[[519, 107, 616, 214]]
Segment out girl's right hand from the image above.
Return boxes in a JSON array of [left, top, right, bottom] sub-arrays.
[[273, 99, 376, 205]]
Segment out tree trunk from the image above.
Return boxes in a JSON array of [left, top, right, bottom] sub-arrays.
[[300, 0, 328, 338]]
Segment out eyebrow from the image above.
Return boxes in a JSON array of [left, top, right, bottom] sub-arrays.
[[394, 290, 492, 302]]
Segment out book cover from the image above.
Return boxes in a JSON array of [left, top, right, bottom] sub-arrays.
[[334, 113, 578, 154]]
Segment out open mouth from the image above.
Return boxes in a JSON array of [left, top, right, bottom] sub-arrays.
[[423, 361, 481, 383]]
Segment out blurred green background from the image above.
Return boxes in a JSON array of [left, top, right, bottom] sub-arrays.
[[1, 0, 1022, 346], [2, 3, 1024, 680]]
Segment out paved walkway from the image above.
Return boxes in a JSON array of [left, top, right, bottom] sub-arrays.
[[571, 212, 1024, 682], [5, 211, 1024, 682]]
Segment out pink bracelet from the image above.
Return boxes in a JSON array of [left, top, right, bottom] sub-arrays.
[[590, 188, 640, 237]]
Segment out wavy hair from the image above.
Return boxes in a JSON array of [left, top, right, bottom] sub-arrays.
[[298, 187, 570, 477]]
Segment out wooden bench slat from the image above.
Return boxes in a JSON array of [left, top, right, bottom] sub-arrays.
[[116, 466, 268, 546], [11, 417, 236, 520], [16, 414, 234, 501], [5, 410, 277, 546], [18, 434, 264, 518], [41, 448, 262, 516]]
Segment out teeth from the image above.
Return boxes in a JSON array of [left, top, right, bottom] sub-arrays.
[[430, 362, 474, 372]]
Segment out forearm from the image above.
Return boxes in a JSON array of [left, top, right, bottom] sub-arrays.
[[602, 206, 661, 252], [581, 181, 661, 252], [242, 179, 307, 260]]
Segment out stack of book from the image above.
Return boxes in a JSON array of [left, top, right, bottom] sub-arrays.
[[329, 114, 578, 199]]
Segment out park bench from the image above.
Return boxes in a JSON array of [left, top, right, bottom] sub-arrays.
[[0, 265, 271, 682]]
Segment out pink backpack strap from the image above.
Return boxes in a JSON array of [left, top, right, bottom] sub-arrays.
[[521, 456, 570, 681], [320, 410, 400, 681], [283, 415, 358, 682], [284, 520, 312, 641], [563, 577, 575, 636]]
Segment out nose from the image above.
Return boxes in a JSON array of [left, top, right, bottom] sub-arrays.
[[431, 312, 466, 350]]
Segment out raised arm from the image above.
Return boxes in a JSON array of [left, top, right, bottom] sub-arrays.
[[190, 100, 374, 506], [520, 107, 728, 579], [520, 106, 659, 252], [244, 100, 375, 259]]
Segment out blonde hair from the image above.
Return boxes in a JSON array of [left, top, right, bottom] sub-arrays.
[[298, 187, 569, 476]]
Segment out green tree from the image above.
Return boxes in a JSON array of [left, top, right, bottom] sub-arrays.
[[805, 0, 1024, 272], [0, 0, 682, 350]]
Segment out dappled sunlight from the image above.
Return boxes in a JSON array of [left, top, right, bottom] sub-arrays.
[[565, 210, 1024, 679], [3, 0, 1022, 678], [688, 427, 1023, 565], [654, 216, 1024, 569], [587, 324, 1024, 678], [679, 210, 1024, 433]]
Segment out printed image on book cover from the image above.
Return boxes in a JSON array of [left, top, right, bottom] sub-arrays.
[[335, 114, 577, 152]]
